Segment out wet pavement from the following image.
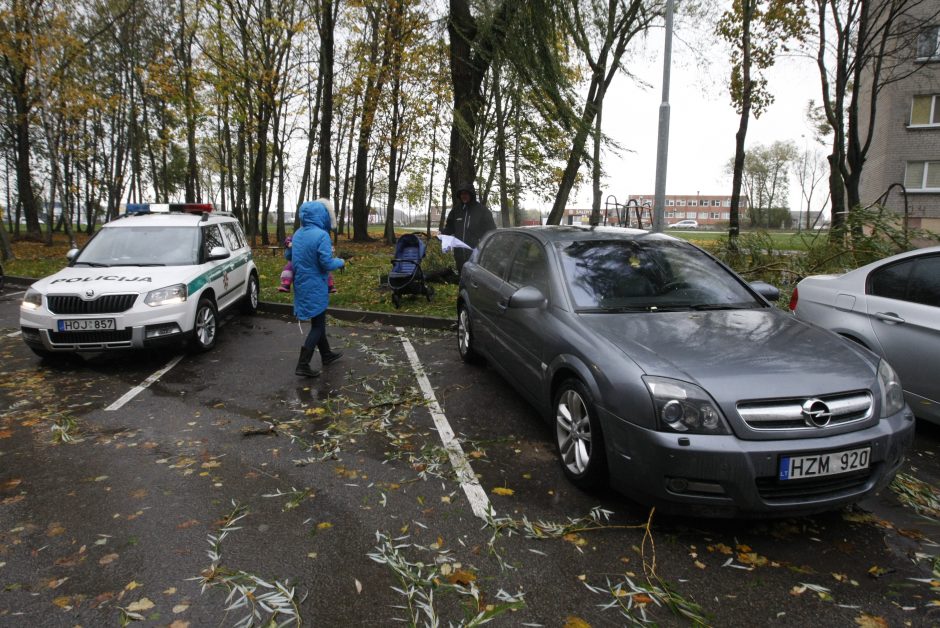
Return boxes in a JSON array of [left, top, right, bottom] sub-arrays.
[[2, 285, 940, 627]]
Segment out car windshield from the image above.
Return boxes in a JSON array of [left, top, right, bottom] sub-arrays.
[[75, 227, 200, 267], [556, 238, 762, 311]]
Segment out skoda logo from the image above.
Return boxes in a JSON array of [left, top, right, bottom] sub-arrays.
[[84, 289, 95, 299], [802, 398, 832, 427]]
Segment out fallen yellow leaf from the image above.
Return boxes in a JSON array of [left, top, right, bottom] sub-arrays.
[[98, 553, 119, 565], [491, 487, 514, 496], [855, 613, 889, 628], [126, 597, 155, 612]]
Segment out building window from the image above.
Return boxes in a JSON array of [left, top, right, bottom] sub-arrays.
[[710, 212, 720, 219], [677, 199, 686, 206], [689, 200, 697, 207], [917, 26, 940, 59], [687, 211, 697, 220], [723, 200, 731, 207], [666, 211, 675, 218], [698, 212, 708, 219], [667, 199, 675, 206], [905, 161, 940, 190], [911, 95, 940, 126], [721, 212, 730, 220]]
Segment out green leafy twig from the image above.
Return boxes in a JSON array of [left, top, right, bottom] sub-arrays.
[[193, 501, 304, 627], [367, 531, 524, 626]]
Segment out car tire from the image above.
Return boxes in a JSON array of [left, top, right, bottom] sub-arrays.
[[240, 272, 259, 314], [554, 379, 608, 491], [190, 298, 218, 352], [457, 303, 482, 364]]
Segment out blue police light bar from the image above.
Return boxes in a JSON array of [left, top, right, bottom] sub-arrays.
[[125, 203, 150, 215]]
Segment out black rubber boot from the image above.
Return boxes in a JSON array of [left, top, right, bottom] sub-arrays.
[[321, 351, 343, 366], [317, 335, 343, 366], [295, 347, 319, 377]]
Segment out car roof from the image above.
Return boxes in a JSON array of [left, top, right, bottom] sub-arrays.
[[102, 212, 236, 229], [489, 225, 681, 245]]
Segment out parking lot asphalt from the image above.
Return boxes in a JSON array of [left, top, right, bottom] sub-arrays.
[[2, 286, 940, 626]]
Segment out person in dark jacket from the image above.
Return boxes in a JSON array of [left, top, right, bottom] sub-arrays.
[[441, 182, 496, 274], [286, 200, 345, 377]]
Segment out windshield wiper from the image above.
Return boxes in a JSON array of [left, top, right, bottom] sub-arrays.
[[73, 261, 110, 267], [578, 306, 657, 313], [689, 303, 754, 311], [124, 263, 166, 267]]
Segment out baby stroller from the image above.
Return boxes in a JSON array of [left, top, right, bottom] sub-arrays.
[[388, 233, 434, 308]]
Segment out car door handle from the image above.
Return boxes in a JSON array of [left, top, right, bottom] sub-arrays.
[[874, 312, 905, 324], [497, 299, 509, 312]]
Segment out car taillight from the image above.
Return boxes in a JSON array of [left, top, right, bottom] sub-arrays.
[[788, 286, 799, 311]]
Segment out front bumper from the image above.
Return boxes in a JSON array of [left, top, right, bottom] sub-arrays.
[[603, 407, 916, 517], [20, 300, 194, 352]]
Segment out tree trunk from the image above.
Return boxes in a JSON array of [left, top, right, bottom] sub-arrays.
[[318, 0, 336, 199], [728, 0, 753, 243]]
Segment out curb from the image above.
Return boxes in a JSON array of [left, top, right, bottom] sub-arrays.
[[3, 275, 454, 331]]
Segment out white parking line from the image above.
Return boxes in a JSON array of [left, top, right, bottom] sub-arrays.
[[397, 328, 493, 520], [3, 290, 25, 298], [105, 354, 185, 411], [6, 331, 21, 338]]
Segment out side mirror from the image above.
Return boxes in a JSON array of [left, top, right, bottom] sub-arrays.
[[749, 281, 780, 302], [66, 248, 79, 261], [208, 246, 230, 261], [509, 285, 547, 309]]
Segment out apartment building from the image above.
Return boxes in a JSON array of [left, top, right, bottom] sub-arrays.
[[626, 194, 748, 228], [858, 6, 940, 232]]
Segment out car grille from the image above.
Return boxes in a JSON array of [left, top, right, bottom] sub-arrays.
[[756, 469, 871, 501], [737, 391, 873, 431], [47, 294, 137, 314], [49, 329, 133, 344]]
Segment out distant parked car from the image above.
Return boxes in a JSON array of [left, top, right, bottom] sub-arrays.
[[457, 225, 914, 517], [791, 246, 940, 425], [668, 219, 698, 229]]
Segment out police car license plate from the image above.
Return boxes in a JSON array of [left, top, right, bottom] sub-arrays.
[[58, 318, 116, 332], [779, 447, 870, 481]]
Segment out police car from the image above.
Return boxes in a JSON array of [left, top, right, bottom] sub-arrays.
[[20, 203, 259, 356]]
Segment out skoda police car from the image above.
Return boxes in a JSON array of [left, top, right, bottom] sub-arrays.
[[20, 203, 259, 356]]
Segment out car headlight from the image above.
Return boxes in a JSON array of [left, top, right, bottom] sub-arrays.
[[21, 288, 43, 310], [145, 283, 187, 307], [643, 376, 731, 435], [877, 359, 905, 417]]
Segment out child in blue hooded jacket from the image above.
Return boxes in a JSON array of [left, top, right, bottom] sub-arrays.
[[286, 200, 345, 377]]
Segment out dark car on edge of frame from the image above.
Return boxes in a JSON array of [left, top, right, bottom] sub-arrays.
[[456, 226, 914, 517]]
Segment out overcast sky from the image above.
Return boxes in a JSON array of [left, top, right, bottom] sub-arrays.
[[557, 18, 828, 221]]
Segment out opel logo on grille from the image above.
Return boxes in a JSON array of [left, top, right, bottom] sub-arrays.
[[84, 289, 95, 298], [802, 398, 832, 427]]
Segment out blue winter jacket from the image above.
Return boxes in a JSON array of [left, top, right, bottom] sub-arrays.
[[285, 201, 344, 319]]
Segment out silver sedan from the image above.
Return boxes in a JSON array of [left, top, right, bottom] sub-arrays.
[[457, 226, 914, 517], [791, 246, 940, 425]]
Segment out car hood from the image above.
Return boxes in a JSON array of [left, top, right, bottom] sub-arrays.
[[579, 308, 878, 401], [30, 266, 197, 294]]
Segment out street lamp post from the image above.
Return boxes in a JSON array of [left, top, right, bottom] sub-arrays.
[[652, 0, 675, 233]]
